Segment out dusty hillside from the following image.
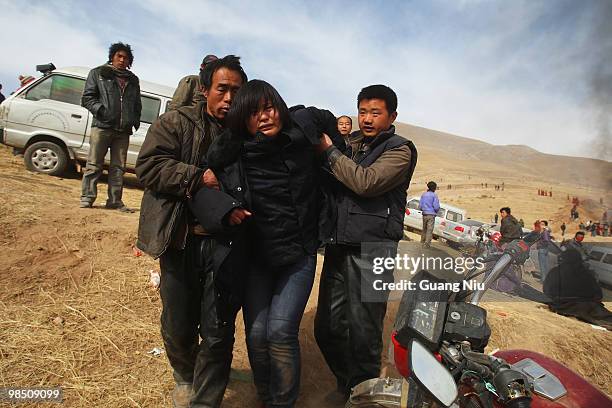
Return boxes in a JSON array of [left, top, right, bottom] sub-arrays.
[[395, 122, 612, 191], [0, 144, 610, 407]]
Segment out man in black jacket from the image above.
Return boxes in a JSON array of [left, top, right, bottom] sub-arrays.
[[135, 55, 247, 408], [314, 85, 417, 397], [499, 207, 522, 244], [80, 42, 141, 211]]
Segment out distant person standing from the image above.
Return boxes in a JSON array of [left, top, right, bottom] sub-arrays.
[[561, 222, 566, 237], [337, 115, 353, 144], [80, 42, 142, 211], [419, 181, 440, 248], [0, 84, 5, 104], [494, 213, 499, 224], [168, 54, 218, 110], [499, 207, 522, 244]]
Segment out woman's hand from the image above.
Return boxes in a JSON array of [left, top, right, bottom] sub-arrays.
[[227, 208, 252, 226], [202, 169, 220, 190]]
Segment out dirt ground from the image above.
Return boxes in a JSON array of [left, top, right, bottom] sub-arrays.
[[0, 144, 610, 407]]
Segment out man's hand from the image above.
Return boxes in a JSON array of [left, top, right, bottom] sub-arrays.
[[202, 169, 219, 190], [315, 133, 334, 154], [227, 208, 252, 226]]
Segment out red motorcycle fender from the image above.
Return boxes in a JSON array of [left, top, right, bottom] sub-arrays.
[[493, 349, 612, 408]]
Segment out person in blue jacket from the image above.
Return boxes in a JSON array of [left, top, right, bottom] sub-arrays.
[[419, 181, 440, 248]]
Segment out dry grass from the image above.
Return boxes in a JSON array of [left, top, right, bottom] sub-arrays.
[[0, 144, 610, 407]]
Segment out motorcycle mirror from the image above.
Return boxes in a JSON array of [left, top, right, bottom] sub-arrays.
[[409, 339, 458, 407]]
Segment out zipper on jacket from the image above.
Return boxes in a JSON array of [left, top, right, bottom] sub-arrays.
[[119, 89, 124, 130]]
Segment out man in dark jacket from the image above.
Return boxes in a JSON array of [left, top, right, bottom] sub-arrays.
[[499, 207, 522, 244], [314, 84, 417, 397], [135, 55, 247, 408], [168, 54, 218, 111], [80, 42, 141, 211]]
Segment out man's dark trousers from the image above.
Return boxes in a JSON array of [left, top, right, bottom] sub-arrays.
[[314, 244, 391, 394], [159, 234, 238, 407], [80, 127, 130, 207]]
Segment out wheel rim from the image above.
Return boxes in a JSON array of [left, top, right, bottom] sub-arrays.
[[31, 148, 59, 172]]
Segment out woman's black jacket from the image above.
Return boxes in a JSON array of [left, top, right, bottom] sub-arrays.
[[188, 106, 344, 297]]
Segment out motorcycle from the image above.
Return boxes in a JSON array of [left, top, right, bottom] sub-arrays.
[[346, 232, 612, 407], [468, 224, 503, 260]]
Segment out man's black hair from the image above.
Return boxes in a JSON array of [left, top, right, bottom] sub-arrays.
[[357, 84, 397, 114], [427, 181, 437, 192], [575, 231, 585, 237], [107, 42, 134, 68], [541, 220, 548, 226], [199, 55, 248, 90], [338, 115, 352, 124], [500, 207, 511, 214], [226, 79, 290, 137]]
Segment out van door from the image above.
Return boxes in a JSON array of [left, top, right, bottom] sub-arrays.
[[6, 74, 89, 148], [125, 94, 161, 168], [79, 93, 162, 170]]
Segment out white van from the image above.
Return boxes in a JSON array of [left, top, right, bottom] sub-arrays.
[[0, 64, 174, 176], [404, 196, 468, 243]]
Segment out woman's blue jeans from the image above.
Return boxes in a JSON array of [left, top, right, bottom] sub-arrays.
[[243, 255, 316, 408]]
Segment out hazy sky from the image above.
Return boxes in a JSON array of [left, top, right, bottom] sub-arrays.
[[1, 0, 610, 160]]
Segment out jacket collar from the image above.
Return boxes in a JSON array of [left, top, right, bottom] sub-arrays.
[[99, 64, 138, 83], [350, 125, 397, 161]]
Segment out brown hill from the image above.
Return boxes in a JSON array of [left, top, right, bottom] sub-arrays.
[[394, 122, 612, 190]]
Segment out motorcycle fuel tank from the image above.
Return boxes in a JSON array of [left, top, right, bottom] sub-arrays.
[[494, 349, 612, 408]]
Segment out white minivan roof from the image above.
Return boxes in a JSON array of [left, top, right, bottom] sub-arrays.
[[56, 66, 175, 98]]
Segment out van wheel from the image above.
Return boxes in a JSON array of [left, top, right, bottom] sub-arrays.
[[24, 141, 69, 176]]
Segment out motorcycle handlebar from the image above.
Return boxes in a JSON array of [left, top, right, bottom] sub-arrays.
[[469, 232, 542, 304], [470, 253, 512, 304]]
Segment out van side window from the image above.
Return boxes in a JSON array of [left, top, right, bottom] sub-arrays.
[[602, 254, 612, 265], [141, 95, 161, 124], [407, 200, 420, 210], [25, 75, 85, 105], [446, 210, 463, 222], [437, 208, 445, 217]]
